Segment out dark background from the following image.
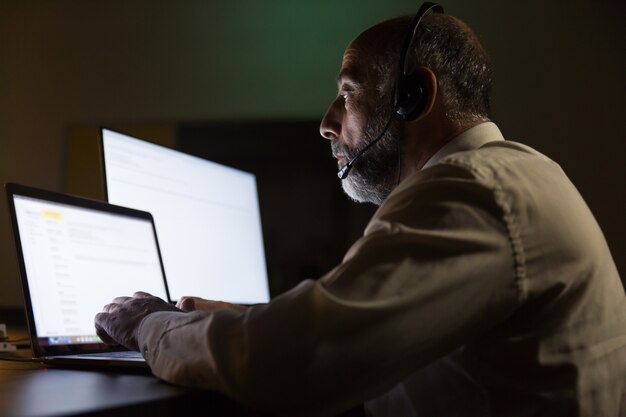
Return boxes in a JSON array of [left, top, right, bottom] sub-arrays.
[[1, 0, 624, 307]]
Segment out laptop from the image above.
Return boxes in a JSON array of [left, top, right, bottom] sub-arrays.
[[6, 183, 171, 368], [100, 128, 270, 305]]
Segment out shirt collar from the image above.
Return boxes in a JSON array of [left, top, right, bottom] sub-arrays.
[[421, 122, 505, 170]]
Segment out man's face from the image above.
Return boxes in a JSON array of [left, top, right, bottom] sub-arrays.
[[319, 44, 402, 206]]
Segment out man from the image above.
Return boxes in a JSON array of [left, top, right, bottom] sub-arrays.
[[95, 7, 626, 417]]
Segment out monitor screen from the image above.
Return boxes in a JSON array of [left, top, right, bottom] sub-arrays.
[[12, 194, 169, 346], [101, 128, 270, 304]]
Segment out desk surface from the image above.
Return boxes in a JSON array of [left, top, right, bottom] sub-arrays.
[[0, 309, 264, 417]]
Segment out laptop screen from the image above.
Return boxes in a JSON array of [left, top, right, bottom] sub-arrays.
[[101, 129, 270, 304], [11, 194, 169, 347]]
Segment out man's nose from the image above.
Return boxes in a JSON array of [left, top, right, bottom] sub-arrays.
[[319, 98, 342, 140]]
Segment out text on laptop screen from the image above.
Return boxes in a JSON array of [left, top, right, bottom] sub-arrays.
[[101, 129, 270, 304], [12, 195, 169, 345]]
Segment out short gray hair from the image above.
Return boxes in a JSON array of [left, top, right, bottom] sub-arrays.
[[364, 13, 494, 123]]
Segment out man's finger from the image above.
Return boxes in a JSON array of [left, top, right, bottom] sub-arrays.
[[177, 297, 196, 312], [112, 296, 132, 304], [95, 326, 118, 345], [94, 313, 118, 345], [103, 302, 119, 313], [133, 291, 154, 299]]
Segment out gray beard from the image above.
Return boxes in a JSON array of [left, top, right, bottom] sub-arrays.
[[335, 115, 402, 206]]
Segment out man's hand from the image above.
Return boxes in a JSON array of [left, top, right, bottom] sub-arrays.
[[94, 291, 181, 351], [176, 296, 247, 314]]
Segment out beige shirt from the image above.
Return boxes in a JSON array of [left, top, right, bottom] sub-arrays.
[[137, 123, 626, 416]]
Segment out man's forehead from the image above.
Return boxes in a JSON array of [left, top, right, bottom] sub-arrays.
[[336, 67, 362, 85], [337, 45, 369, 84], [337, 21, 399, 86], [337, 16, 411, 83]]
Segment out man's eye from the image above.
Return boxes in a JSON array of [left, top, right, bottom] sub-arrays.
[[338, 84, 359, 106], [340, 88, 354, 103]]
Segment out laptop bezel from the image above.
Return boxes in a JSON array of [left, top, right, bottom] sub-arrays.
[[5, 182, 172, 359]]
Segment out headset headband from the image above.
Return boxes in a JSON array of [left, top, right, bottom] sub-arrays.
[[393, 2, 444, 112]]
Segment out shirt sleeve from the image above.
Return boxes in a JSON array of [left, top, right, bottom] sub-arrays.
[[136, 166, 523, 416]]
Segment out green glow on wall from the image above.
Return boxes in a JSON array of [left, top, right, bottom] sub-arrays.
[[148, 0, 422, 119]]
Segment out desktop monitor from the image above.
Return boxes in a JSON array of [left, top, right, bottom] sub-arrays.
[[100, 128, 270, 304]]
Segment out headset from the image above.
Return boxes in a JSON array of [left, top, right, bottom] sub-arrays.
[[337, 2, 444, 180]]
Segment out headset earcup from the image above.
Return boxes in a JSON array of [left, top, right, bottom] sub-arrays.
[[394, 74, 426, 121]]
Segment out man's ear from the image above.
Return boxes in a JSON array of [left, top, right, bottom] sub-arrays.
[[406, 66, 438, 122]]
